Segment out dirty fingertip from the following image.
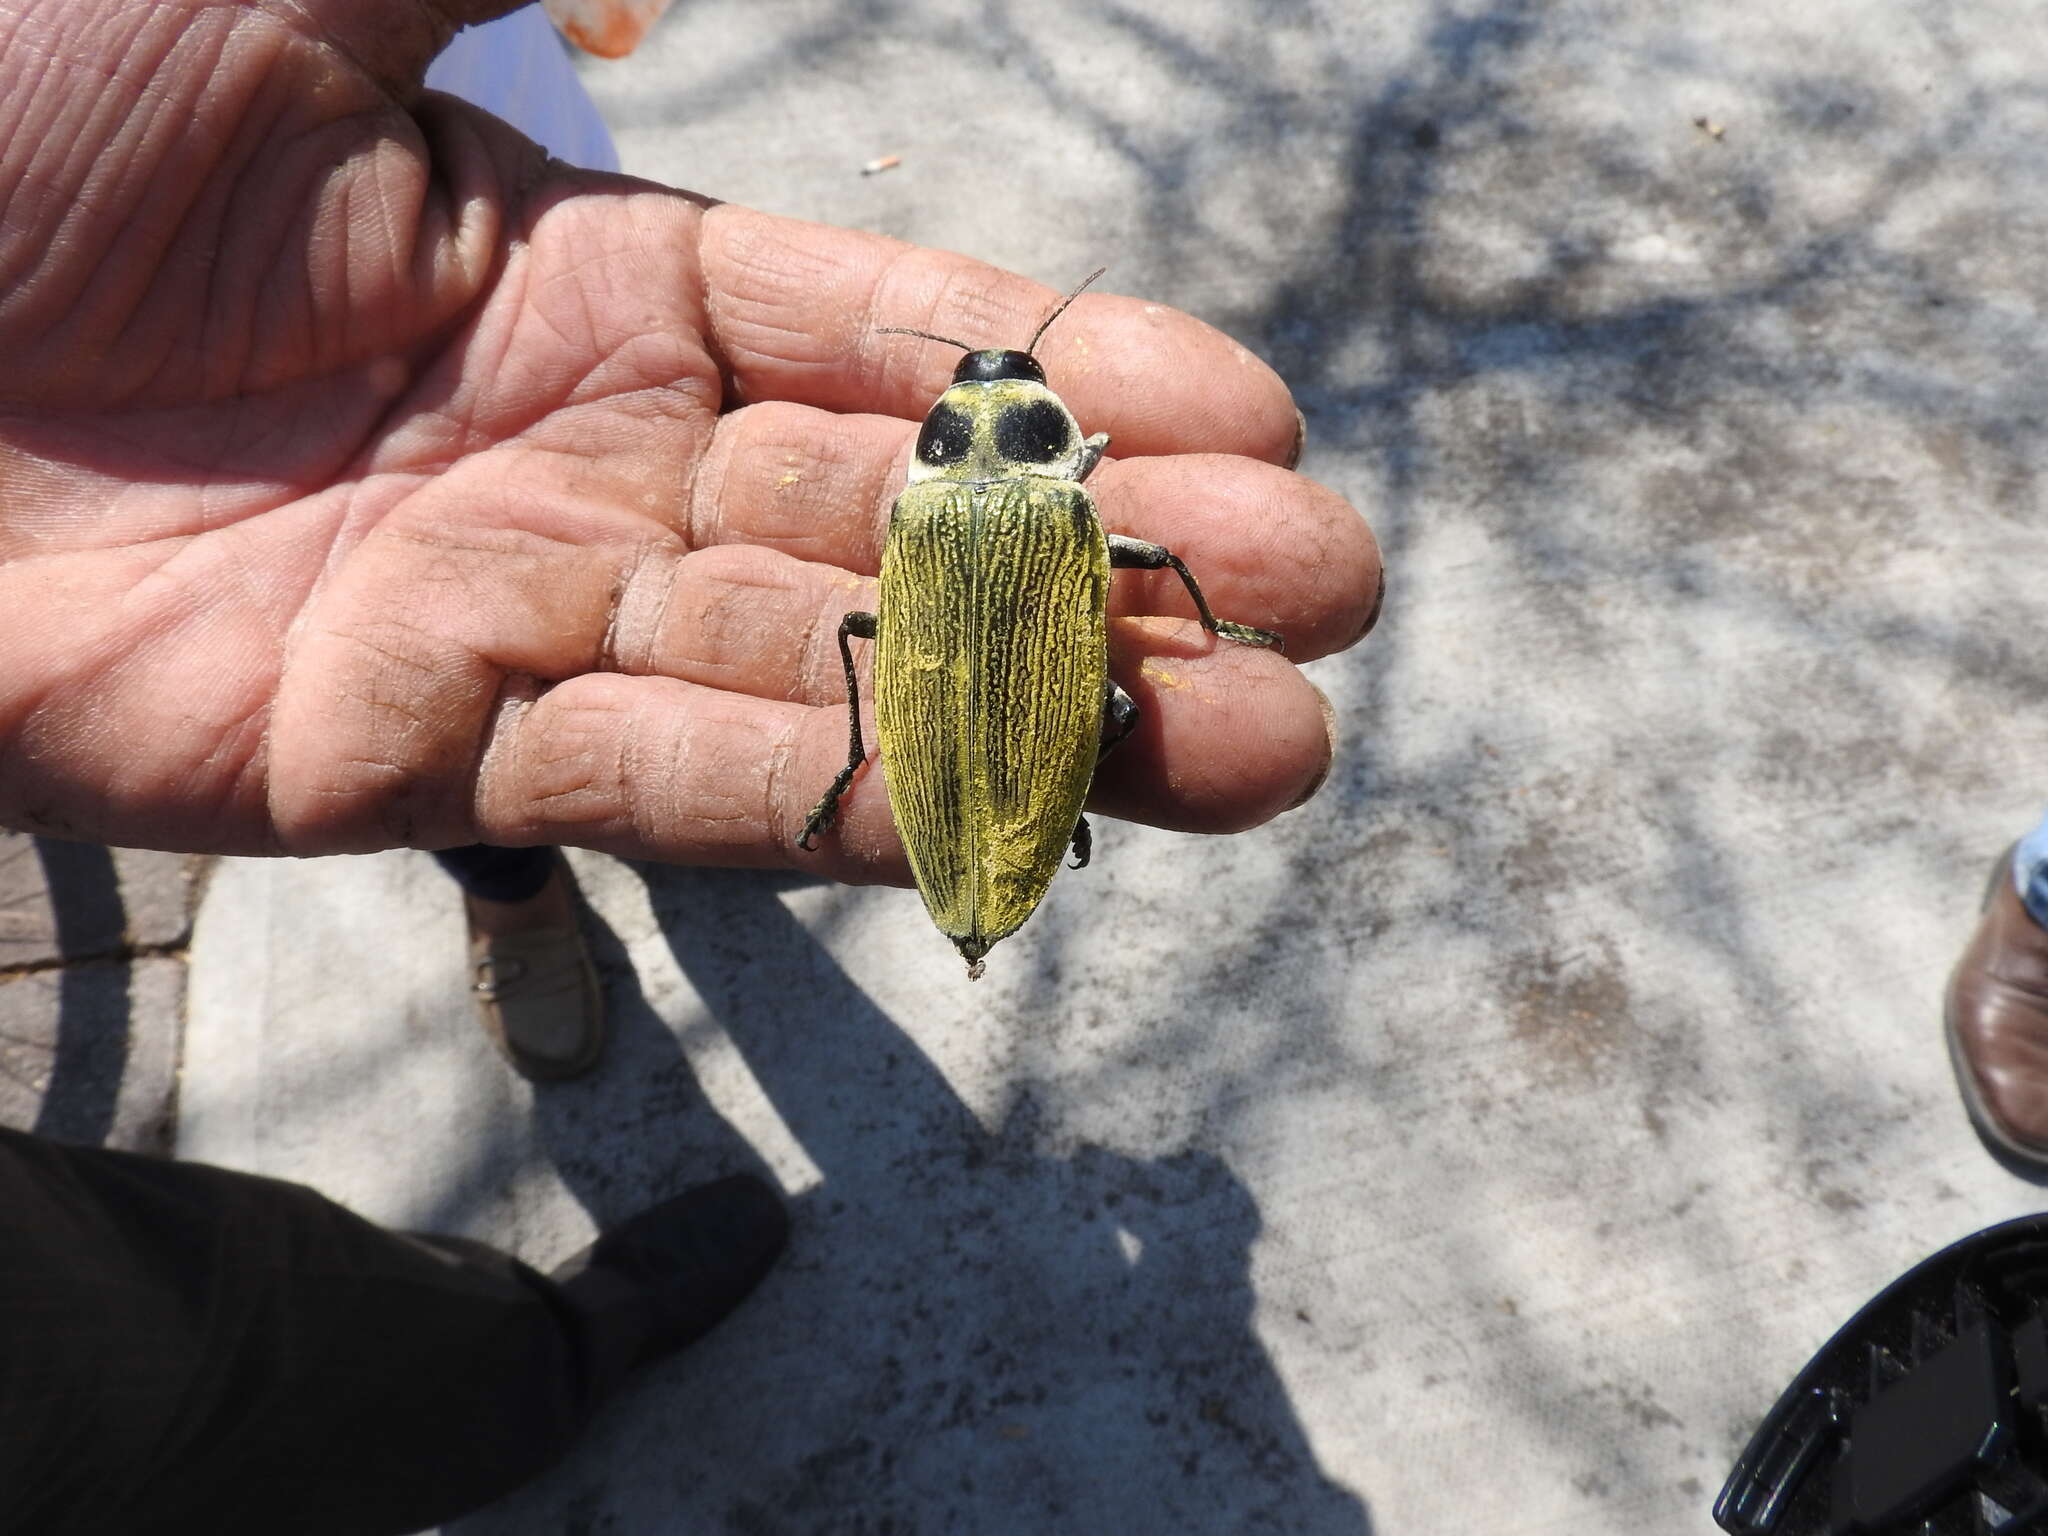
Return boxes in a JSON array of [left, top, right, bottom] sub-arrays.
[[1287, 681, 1339, 811], [1358, 564, 1387, 642], [1286, 408, 1308, 471]]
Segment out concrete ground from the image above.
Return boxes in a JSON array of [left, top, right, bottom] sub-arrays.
[[11, 1, 2048, 1531], [0, 837, 193, 1155]]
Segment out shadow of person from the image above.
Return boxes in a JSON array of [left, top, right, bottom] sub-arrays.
[[458, 864, 1372, 1534], [505, 870, 780, 1230]]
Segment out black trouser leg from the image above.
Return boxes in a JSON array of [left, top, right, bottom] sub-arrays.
[[0, 1127, 610, 1536]]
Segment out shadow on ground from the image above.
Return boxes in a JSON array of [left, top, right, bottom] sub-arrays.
[[0, 839, 142, 1147], [28, 840, 130, 1144], [451, 864, 1371, 1534]]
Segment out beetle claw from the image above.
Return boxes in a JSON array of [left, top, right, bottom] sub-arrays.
[[798, 806, 835, 850], [1068, 814, 1092, 870]]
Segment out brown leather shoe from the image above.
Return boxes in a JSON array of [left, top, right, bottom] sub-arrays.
[[1945, 846, 2048, 1165], [468, 877, 606, 1083]]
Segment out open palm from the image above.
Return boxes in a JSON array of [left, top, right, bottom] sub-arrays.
[[0, 0, 1379, 887]]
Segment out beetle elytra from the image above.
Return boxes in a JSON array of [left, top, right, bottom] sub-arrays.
[[798, 273, 1283, 978]]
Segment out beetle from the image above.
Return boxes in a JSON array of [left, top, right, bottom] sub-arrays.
[[798, 272, 1283, 978]]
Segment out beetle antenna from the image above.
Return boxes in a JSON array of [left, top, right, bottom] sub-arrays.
[[878, 325, 975, 350], [1028, 267, 1107, 352]]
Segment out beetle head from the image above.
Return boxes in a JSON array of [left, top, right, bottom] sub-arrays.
[[950, 349, 1045, 385], [885, 269, 1107, 487]]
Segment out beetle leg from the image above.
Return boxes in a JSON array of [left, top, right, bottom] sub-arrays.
[[1107, 535, 1285, 650], [1098, 679, 1139, 761], [1074, 431, 1111, 484], [797, 610, 879, 849], [1070, 685, 1136, 870]]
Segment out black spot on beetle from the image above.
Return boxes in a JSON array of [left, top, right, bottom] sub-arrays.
[[994, 399, 1072, 463], [917, 402, 973, 465]]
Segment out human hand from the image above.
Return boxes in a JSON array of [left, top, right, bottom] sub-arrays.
[[0, 0, 1381, 887]]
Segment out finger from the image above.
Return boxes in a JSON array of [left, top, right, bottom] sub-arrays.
[[634, 527, 1369, 719], [1092, 457, 1381, 660], [695, 205, 1300, 466], [632, 544, 880, 706], [468, 626, 1330, 875], [471, 671, 910, 885], [686, 402, 905, 576], [688, 402, 1378, 660], [1091, 619, 1335, 833]]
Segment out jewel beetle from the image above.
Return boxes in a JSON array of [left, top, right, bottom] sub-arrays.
[[798, 272, 1284, 978]]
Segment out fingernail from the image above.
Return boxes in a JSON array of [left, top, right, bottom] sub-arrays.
[[1287, 683, 1339, 811], [1285, 409, 1308, 471], [1357, 565, 1386, 641]]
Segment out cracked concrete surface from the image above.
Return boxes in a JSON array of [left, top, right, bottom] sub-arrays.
[[15, 1, 2048, 1532], [0, 835, 196, 1155]]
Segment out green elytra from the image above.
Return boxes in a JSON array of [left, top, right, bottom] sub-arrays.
[[798, 273, 1283, 978]]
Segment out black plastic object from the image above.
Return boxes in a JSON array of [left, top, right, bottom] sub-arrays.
[[1716, 1213, 2048, 1535]]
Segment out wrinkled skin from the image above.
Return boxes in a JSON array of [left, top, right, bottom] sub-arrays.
[[0, 0, 1381, 887]]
